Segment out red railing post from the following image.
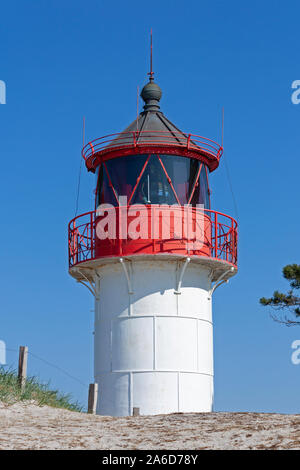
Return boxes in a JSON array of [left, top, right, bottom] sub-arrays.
[[72, 220, 76, 266], [77, 229, 80, 264], [215, 212, 218, 259], [231, 218, 234, 264], [68, 227, 70, 267], [151, 206, 155, 253], [90, 212, 93, 259], [235, 226, 238, 264], [118, 207, 122, 256], [187, 134, 191, 150], [226, 226, 229, 262]]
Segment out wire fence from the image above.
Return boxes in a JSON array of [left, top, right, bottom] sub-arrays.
[[1, 345, 99, 414], [4, 346, 89, 389]]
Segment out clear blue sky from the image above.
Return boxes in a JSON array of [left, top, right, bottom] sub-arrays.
[[1, 0, 300, 413]]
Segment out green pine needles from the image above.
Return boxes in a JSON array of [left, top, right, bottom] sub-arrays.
[[260, 264, 300, 326]]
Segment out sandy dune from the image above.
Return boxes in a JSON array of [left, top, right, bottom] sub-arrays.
[[0, 401, 299, 450]]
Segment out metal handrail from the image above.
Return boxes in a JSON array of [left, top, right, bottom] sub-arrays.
[[81, 131, 223, 163], [68, 207, 237, 268]]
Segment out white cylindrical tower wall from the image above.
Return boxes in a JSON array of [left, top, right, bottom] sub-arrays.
[[94, 258, 214, 416]]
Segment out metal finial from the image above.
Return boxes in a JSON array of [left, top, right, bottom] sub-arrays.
[[148, 29, 154, 82], [141, 29, 162, 110]]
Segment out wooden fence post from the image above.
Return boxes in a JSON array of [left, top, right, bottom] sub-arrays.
[[18, 346, 28, 391], [88, 383, 98, 414]]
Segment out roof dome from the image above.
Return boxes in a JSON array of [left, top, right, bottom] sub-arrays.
[[140, 80, 162, 111]]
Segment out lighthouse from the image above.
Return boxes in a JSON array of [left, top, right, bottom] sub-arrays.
[[68, 60, 238, 416]]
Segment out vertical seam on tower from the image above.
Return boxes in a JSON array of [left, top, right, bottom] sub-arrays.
[[177, 372, 180, 412], [110, 319, 113, 372], [153, 316, 156, 370], [176, 262, 179, 315], [129, 372, 133, 416], [129, 292, 132, 316], [197, 319, 199, 372], [129, 261, 133, 316]]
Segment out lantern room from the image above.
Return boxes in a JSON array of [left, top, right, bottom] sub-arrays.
[[69, 77, 237, 271], [96, 153, 210, 208]]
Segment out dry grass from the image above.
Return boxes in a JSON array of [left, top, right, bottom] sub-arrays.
[[0, 368, 81, 411]]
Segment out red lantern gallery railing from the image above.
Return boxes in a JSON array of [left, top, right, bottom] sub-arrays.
[[82, 131, 223, 172], [68, 207, 237, 268]]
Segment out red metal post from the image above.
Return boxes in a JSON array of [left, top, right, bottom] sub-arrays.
[[72, 220, 76, 265], [187, 134, 191, 150], [215, 212, 218, 259], [90, 212, 94, 259], [231, 218, 234, 264]]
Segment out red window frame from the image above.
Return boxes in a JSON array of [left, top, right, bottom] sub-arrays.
[[95, 154, 210, 209]]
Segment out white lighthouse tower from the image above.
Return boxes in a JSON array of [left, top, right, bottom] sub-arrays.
[[68, 63, 238, 416]]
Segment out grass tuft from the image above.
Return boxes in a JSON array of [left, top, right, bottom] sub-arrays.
[[0, 367, 82, 412]]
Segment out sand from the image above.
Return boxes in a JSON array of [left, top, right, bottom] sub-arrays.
[[0, 401, 299, 450]]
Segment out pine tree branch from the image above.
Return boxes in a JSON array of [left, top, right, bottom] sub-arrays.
[[269, 312, 300, 327]]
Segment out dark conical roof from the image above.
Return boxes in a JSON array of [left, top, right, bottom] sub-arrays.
[[83, 77, 222, 173], [119, 79, 187, 146]]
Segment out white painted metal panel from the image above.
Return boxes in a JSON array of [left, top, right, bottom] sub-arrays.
[[94, 317, 111, 373], [179, 372, 213, 412], [96, 372, 130, 416], [184, 263, 211, 290], [156, 317, 198, 371], [112, 317, 153, 371], [178, 288, 212, 321], [198, 320, 214, 375], [132, 261, 177, 316], [99, 265, 129, 317], [133, 372, 178, 415], [178, 264, 212, 320]]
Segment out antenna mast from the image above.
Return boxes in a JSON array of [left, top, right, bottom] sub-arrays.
[[221, 107, 224, 148], [136, 85, 139, 132], [148, 29, 154, 81], [83, 116, 85, 148]]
